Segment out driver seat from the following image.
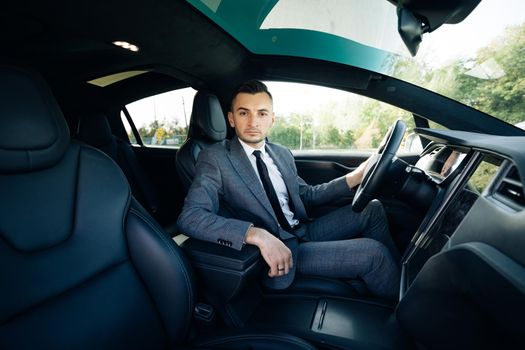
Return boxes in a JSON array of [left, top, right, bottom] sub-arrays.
[[176, 90, 227, 193], [0, 65, 316, 350]]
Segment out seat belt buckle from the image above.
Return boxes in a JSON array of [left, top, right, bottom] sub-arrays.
[[193, 302, 216, 328]]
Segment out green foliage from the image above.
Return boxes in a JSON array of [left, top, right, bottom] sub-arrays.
[[392, 23, 525, 126], [271, 117, 301, 149], [469, 160, 500, 193], [269, 111, 358, 150], [269, 90, 414, 150], [455, 25, 525, 124]]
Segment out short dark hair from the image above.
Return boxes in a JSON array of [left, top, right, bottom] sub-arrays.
[[230, 80, 272, 111]]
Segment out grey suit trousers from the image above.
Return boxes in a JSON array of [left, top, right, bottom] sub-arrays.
[[296, 200, 400, 300]]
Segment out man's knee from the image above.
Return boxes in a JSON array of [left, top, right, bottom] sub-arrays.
[[358, 199, 387, 229], [364, 199, 386, 217], [361, 238, 390, 269], [339, 200, 385, 225]]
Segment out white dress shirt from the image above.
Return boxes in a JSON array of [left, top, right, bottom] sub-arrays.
[[238, 139, 299, 228]]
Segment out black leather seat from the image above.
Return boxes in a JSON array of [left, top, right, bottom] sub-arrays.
[[176, 91, 227, 193], [76, 113, 160, 215], [0, 66, 316, 350]]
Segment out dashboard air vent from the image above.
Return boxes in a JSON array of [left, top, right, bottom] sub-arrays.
[[494, 165, 525, 210]]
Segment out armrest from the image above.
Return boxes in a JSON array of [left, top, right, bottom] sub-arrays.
[[180, 238, 263, 304], [181, 238, 260, 271]]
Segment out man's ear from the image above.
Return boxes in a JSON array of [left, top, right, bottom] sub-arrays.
[[227, 112, 235, 127]]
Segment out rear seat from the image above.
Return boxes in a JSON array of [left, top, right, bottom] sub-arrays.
[[75, 112, 166, 225]]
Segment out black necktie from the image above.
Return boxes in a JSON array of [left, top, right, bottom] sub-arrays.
[[253, 150, 294, 232]]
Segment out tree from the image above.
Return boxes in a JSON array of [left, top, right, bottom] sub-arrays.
[[453, 24, 525, 124], [387, 23, 525, 126], [269, 116, 301, 149]]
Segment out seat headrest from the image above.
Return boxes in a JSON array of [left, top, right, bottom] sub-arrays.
[[190, 91, 227, 141], [0, 66, 70, 174], [77, 112, 114, 147]]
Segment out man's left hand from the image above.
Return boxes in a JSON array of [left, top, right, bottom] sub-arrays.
[[345, 157, 371, 188]]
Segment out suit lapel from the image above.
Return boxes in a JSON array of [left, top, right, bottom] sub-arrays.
[[227, 137, 276, 220]]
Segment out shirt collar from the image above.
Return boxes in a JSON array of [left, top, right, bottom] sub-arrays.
[[238, 138, 267, 158]]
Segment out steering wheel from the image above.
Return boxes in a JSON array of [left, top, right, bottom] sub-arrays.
[[352, 119, 407, 212]]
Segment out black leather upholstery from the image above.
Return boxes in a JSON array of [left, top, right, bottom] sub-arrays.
[[273, 275, 370, 298], [194, 332, 318, 349], [176, 91, 227, 192], [397, 243, 525, 349], [76, 112, 159, 215], [0, 66, 315, 350], [0, 66, 69, 173], [76, 112, 119, 157]]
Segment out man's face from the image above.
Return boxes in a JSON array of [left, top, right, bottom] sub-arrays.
[[228, 92, 275, 148]]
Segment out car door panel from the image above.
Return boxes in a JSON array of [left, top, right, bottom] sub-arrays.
[[294, 152, 419, 185]]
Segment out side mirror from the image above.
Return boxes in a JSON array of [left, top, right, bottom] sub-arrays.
[[397, 8, 428, 56]]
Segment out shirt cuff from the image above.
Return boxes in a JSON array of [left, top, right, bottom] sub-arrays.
[[243, 224, 254, 245]]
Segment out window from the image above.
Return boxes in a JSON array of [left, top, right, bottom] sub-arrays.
[[121, 87, 197, 147], [265, 81, 417, 152], [120, 113, 137, 144], [469, 155, 502, 194]]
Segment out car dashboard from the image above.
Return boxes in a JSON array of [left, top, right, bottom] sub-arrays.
[[400, 128, 525, 295]]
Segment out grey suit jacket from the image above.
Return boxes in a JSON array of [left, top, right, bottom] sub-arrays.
[[177, 136, 351, 288]]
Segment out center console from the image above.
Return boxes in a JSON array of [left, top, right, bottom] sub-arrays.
[[248, 295, 412, 349], [182, 237, 413, 349]]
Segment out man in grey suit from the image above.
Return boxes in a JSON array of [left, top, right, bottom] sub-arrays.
[[178, 80, 400, 300]]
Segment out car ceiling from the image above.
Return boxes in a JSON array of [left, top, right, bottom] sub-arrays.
[[2, 1, 249, 95], [1, 0, 524, 137]]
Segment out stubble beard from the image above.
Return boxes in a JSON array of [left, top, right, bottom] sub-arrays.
[[238, 132, 265, 147]]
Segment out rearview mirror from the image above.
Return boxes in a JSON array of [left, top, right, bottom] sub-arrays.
[[397, 8, 428, 56]]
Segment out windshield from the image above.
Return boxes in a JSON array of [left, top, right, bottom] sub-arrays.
[[188, 0, 524, 126]]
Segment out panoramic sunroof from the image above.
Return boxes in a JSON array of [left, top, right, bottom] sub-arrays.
[[259, 0, 407, 55], [187, 0, 396, 74]]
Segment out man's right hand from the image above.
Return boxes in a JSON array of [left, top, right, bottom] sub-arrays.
[[245, 227, 293, 277]]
